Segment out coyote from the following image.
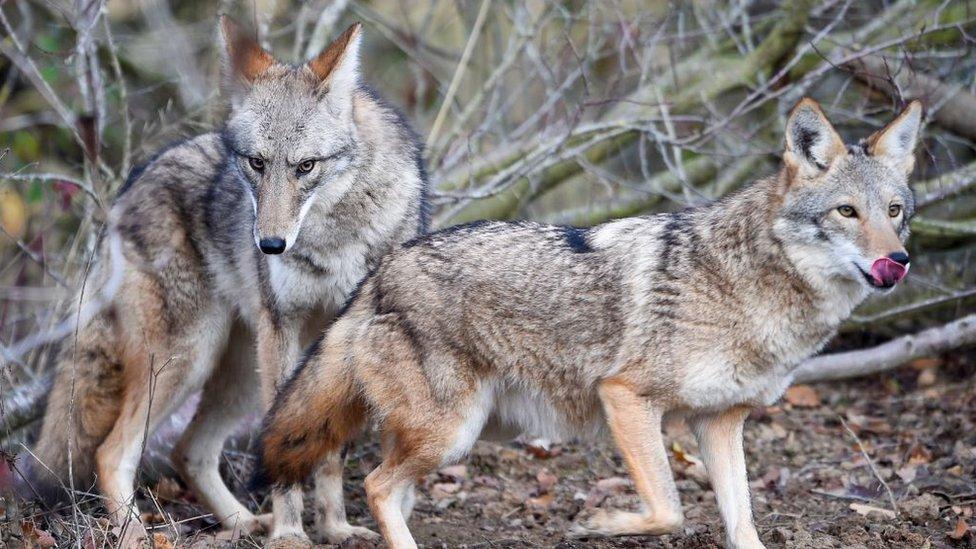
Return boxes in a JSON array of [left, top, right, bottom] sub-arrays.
[[30, 18, 426, 544], [256, 99, 921, 548]]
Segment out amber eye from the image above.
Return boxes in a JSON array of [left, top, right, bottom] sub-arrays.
[[248, 157, 265, 171], [837, 205, 857, 218], [297, 159, 316, 175], [888, 204, 902, 217]]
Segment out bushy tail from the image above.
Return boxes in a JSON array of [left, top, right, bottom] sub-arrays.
[[253, 333, 367, 489], [28, 308, 124, 502]]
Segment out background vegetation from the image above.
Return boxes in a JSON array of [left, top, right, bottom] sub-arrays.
[[0, 0, 974, 546]]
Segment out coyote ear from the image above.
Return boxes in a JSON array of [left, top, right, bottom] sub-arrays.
[[865, 100, 923, 175], [218, 16, 275, 94], [784, 98, 846, 177], [307, 23, 362, 100]]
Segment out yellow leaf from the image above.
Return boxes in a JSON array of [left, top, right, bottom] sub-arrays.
[[0, 188, 27, 239]]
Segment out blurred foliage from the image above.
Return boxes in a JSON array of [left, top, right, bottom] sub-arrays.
[[0, 0, 974, 384]]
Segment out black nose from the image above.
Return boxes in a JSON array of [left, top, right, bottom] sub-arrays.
[[259, 237, 286, 255], [888, 251, 910, 265]]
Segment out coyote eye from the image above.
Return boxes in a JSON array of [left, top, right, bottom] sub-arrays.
[[248, 157, 265, 172], [888, 204, 902, 217], [297, 159, 316, 175], [837, 205, 857, 218]]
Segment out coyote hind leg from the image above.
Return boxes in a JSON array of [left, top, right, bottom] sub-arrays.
[[97, 299, 231, 547], [571, 380, 684, 539], [311, 451, 380, 544], [172, 321, 270, 537]]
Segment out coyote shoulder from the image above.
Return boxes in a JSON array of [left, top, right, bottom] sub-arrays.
[[258, 98, 921, 548]]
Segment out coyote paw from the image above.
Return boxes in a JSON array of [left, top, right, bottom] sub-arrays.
[[569, 509, 683, 538], [264, 533, 313, 549], [315, 522, 381, 545]]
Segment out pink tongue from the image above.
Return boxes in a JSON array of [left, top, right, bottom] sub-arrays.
[[870, 257, 907, 286]]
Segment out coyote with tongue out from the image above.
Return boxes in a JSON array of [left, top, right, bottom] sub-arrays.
[[256, 98, 922, 548]]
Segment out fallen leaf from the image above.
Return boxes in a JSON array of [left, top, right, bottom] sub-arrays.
[[850, 502, 896, 519], [536, 468, 557, 494], [917, 367, 937, 387], [0, 189, 27, 239], [526, 492, 554, 510], [896, 465, 917, 483], [524, 441, 562, 459], [909, 357, 942, 370], [948, 517, 970, 540], [908, 444, 933, 465], [785, 385, 820, 408], [152, 533, 174, 549]]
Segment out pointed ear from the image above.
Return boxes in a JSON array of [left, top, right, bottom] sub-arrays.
[[218, 16, 275, 91], [866, 100, 923, 174], [306, 23, 363, 99], [784, 98, 847, 176]]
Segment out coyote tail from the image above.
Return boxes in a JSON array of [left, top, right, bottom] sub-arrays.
[[28, 232, 126, 501], [253, 335, 367, 489]]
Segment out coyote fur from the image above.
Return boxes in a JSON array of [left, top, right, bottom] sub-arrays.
[[30, 18, 427, 544], [256, 99, 922, 548]]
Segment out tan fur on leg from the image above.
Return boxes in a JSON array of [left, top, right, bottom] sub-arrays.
[[690, 406, 765, 549], [571, 380, 683, 538]]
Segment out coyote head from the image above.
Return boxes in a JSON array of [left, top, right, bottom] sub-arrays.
[[218, 17, 363, 255], [774, 98, 922, 293]]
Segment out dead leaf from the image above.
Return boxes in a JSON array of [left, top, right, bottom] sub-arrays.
[[908, 444, 933, 465], [0, 189, 27, 239], [785, 385, 821, 408], [948, 517, 970, 541], [850, 502, 896, 519], [909, 357, 942, 370], [896, 465, 917, 483], [151, 533, 174, 549], [526, 492, 554, 510], [917, 367, 937, 387], [524, 441, 562, 459], [536, 468, 557, 494]]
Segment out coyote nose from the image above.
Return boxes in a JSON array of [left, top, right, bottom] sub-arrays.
[[259, 237, 286, 255], [887, 251, 910, 266]]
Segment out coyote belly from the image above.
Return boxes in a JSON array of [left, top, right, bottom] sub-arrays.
[[258, 98, 922, 549]]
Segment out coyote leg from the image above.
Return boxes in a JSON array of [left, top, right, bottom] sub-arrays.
[[690, 406, 765, 549], [364, 459, 424, 549], [97, 365, 199, 547], [258, 314, 310, 542], [311, 451, 379, 543], [572, 380, 683, 538], [172, 322, 269, 537]]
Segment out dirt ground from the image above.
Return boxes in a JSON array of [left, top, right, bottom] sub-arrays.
[[4, 355, 974, 548]]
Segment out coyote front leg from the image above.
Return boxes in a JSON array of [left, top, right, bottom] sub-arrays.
[[690, 406, 765, 549], [572, 380, 684, 538], [257, 312, 308, 542]]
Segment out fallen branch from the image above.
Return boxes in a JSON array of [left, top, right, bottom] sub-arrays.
[[795, 313, 976, 383], [846, 53, 976, 142]]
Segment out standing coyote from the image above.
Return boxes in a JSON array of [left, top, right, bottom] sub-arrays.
[[30, 17, 426, 544], [256, 99, 922, 548]]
